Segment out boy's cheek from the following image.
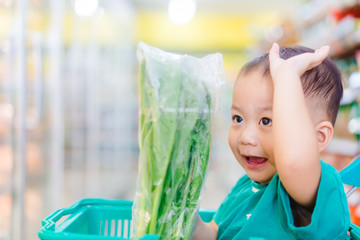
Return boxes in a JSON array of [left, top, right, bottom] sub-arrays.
[[228, 129, 238, 148], [228, 140, 242, 163], [228, 141, 238, 158], [259, 138, 274, 159]]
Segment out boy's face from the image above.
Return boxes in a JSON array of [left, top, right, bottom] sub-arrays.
[[228, 70, 276, 184]]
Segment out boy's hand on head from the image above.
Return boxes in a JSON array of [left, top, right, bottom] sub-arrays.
[[269, 42, 330, 80], [270, 43, 329, 209]]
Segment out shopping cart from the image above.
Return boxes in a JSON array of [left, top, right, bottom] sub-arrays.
[[38, 157, 360, 240]]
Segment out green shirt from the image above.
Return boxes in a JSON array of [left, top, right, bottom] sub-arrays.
[[214, 160, 350, 240]]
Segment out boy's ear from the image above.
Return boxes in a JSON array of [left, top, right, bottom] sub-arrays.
[[315, 121, 334, 152]]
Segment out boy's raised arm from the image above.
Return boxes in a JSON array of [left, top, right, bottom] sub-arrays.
[[269, 43, 330, 208]]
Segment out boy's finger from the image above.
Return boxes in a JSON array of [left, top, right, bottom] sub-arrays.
[[269, 42, 280, 63], [317, 45, 330, 59], [308, 45, 330, 69], [314, 46, 329, 57]]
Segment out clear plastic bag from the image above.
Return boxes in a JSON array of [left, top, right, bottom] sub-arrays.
[[133, 42, 225, 240]]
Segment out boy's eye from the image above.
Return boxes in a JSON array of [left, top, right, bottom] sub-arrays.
[[259, 118, 272, 126], [232, 115, 243, 124]]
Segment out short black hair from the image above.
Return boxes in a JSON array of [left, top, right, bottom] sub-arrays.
[[238, 45, 343, 125]]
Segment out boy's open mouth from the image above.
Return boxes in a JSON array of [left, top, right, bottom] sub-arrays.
[[243, 156, 267, 168]]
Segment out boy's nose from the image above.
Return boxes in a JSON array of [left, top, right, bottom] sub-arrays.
[[239, 125, 257, 146]]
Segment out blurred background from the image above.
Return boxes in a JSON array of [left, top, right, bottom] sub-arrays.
[[1, 0, 360, 239]]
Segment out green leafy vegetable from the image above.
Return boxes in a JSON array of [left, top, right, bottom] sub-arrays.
[[133, 42, 224, 240]]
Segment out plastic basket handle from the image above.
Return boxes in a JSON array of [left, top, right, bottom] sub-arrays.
[[41, 208, 71, 231], [41, 198, 133, 231], [41, 200, 87, 231]]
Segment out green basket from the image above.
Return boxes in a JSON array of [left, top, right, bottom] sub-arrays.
[[39, 198, 360, 240], [38, 198, 214, 240]]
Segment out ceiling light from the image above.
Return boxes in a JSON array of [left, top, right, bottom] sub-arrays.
[[74, 0, 98, 17], [168, 0, 196, 26]]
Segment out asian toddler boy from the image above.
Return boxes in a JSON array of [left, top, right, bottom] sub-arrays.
[[194, 43, 350, 239]]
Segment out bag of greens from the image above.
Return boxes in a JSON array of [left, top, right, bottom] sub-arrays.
[[133, 42, 225, 240]]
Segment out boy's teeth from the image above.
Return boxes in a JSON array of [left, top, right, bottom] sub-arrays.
[[247, 157, 266, 164]]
